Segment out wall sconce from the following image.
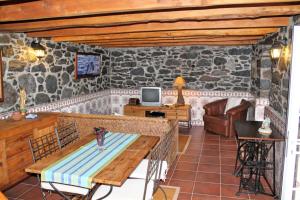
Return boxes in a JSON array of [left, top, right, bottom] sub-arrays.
[[270, 41, 290, 73], [173, 76, 186, 105], [31, 41, 46, 59], [270, 42, 283, 61]]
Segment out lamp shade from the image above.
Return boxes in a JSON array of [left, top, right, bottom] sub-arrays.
[[31, 41, 46, 59], [173, 76, 186, 87], [270, 42, 282, 60]]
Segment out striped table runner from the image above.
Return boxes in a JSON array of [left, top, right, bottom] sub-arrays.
[[41, 132, 140, 188]]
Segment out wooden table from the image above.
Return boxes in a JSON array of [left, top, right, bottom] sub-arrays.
[[234, 121, 285, 198], [124, 104, 192, 127], [25, 134, 159, 187]]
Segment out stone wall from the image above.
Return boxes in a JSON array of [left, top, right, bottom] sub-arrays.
[[109, 46, 252, 91], [0, 33, 110, 113], [251, 26, 291, 119], [251, 35, 274, 98], [253, 23, 295, 196]]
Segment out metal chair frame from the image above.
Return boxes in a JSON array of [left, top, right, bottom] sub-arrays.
[[55, 121, 80, 149], [95, 136, 162, 200], [29, 132, 61, 163], [28, 131, 93, 200]]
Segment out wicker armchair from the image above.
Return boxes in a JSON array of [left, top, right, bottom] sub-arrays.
[[203, 99, 251, 138]]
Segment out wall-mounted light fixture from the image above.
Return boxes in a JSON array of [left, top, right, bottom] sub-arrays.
[[270, 42, 283, 61], [31, 41, 46, 59], [270, 40, 290, 73]]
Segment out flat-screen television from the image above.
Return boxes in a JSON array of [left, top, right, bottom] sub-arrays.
[[140, 87, 162, 106], [75, 52, 101, 79]]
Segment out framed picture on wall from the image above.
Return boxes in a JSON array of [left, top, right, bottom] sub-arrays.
[[0, 50, 3, 102], [75, 52, 102, 79]]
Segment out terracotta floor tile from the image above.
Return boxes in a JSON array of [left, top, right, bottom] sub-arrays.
[[221, 174, 240, 185], [18, 186, 44, 200], [192, 194, 220, 200], [196, 172, 220, 183], [221, 157, 236, 166], [197, 164, 221, 173], [249, 194, 275, 200], [4, 183, 33, 198], [172, 170, 197, 181], [220, 140, 237, 145], [22, 176, 39, 186], [168, 179, 194, 193], [205, 134, 221, 139], [221, 197, 249, 200], [202, 150, 220, 157], [204, 139, 220, 144], [176, 161, 198, 171], [221, 165, 235, 174], [199, 156, 220, 165], [193, 182, 220, 196], [221, 184, 249, 199], [179, 155, 200, 163], [190, 141, 203, 145], [220, 137, 236, 141], [221, 145, 237, 151], [203, 140, 220, 145], [178, 192, 192, 200], [220, 150, 237, 158], [186, 146, 203, 152], [203, 145, 220, 151], [188, 144, 203, 149], [46, 193, 63, 200], [185, 149, 202, 155]]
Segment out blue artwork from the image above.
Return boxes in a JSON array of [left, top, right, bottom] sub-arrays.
[[77, 53, 101, 77]]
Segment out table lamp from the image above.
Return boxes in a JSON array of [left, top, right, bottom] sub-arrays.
[[173, 76, 186, 105]]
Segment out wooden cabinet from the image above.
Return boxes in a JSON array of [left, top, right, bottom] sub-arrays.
[[124, 105, 191, 126], [0, 113, 58, 190]]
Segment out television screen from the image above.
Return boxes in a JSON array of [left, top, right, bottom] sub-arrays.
[[141, 87, 161, 106], [75, 53, 101, 79]]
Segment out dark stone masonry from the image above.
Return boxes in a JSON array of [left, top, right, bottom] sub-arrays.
[[0, 33, 110, 113], [109, 46, 252, 90]]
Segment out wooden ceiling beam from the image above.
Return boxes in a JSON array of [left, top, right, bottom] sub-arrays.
[[1, 3, 298, 34], [22, 17, 289, 38], [79, 36, 263, 45], [100, 40, 258, 48], [0, 0, 299, 22], [53, 28, 277, 42]]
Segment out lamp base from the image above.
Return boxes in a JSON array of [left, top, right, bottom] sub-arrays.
[[176, 87, 185, 106]]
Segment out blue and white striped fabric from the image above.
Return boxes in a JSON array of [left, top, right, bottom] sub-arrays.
[[41, 132, 140, 188]]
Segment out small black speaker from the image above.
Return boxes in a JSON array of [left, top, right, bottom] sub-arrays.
[[128, 98, 140, 105]]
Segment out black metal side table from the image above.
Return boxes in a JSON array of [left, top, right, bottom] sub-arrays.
[[234, 121, 285, 198]]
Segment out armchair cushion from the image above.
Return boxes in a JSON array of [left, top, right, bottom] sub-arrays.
[[224, 98, 242, 114], [203, 98, 251, 137]]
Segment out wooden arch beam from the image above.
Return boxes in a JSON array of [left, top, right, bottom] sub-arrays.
[[23, 17, 289, 38], [53, 28, 278, 42], [0, 0, 299, 22]]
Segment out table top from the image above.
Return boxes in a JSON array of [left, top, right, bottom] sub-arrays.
[[235, 121, 285, 141], [25, 134, 159, 186]]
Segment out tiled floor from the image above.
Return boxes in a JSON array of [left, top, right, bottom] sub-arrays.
[[4, 126, 275, 200], [164, 127, 275, 200]]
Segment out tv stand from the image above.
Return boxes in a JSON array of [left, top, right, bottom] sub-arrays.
[[124, 104, 191, 127]]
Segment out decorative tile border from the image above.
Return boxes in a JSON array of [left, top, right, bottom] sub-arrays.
[[110, 88, 255, 126], [265, 106, 286, 134], [0, 89, 111, 119], [0, 88, 259, 127]]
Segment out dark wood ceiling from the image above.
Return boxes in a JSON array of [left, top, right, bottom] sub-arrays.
[[0, 0, 300, 47]]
